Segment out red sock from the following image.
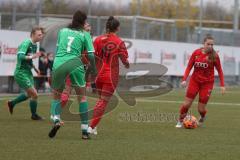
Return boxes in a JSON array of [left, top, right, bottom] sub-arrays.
[[179, 105, 189, 122], [199, 110, 207, 118], [61, 93, 69, 108], [90, 99, 108, 128]]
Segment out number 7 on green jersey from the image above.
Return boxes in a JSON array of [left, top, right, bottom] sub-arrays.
[[67, 36, 74, 52]]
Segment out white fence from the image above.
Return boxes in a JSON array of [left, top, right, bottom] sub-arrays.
[[0, 29, 240, 77]]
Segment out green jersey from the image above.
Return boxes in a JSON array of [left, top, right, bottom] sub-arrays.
[[15, 39, 37, 74], [53, 28, 94, 69]]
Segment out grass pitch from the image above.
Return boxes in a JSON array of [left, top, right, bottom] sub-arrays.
[[0, 87, 240, 160]]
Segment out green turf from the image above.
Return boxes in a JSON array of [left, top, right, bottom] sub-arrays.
[[0, 88, 240, 160]]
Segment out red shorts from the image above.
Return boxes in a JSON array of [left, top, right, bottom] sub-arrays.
[[186, 77, 214, 104], [96, 79, 116, 97]]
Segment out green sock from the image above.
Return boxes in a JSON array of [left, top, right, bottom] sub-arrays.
[[50, 100, 61, 123], [11, 93, 28, 107], [29, 99, 37, 115], [79, 101, 89, 131]]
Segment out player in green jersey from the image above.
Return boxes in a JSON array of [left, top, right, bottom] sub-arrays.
[[48, 10, 97, 139], [7, 26, 45, 120]]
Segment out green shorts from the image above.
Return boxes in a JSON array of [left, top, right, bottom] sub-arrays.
[[14, 71, 34, 89], [51, 58, 86, 91]]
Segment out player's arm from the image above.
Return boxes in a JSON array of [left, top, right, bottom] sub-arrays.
[[214, 54, 224, 86], [85, 32, 97, 76], [181, 51, 196, 87], [93, 38, 99, 57], [18, 41, 41, 60], [119, 41, 129, 69], [182, 52, 195, 81], [81, 51, 89, 66], [87, 51, 97, 75], [214, 53, 225, 94], [93, 37, 102, 67], [55, 30, 61, 55]]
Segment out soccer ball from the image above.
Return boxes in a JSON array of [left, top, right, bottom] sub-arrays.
[[183, 115, 198, 129]]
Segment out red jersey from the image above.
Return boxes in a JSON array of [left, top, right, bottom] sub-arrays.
[[183, 48, 224, 86], [94, 33, 128, 84]]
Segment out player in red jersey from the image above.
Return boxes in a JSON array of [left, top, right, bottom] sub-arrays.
[[87, 16, 130, 135], [176, 35, 225, 128]]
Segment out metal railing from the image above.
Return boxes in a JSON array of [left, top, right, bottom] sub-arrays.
[[0, 12, 239, 46]]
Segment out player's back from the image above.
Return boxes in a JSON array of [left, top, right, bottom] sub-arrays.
[[94, 34, 122, 63], [94, 34, 125, 82], [54, 28, 89, 69]]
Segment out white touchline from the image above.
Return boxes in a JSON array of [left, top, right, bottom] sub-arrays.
[[135, 99, 240, 106], [1, 96, 240, 106]]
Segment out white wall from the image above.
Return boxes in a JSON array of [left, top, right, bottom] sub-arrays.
[[0, 30, 38, 76], [125, 38, 240, 76], [0, 30, 239, 76]]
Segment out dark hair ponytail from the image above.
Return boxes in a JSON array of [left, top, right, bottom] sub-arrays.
[[106, 16, 120, 33], [68, 10, 87, 30]]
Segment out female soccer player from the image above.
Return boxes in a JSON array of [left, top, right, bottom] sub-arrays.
[[60, 22, 95, 108], [48, 10, 97, 139], [87, 16, 130, 135], [7, 27, 44, 120], [176, 35, 225, 128]]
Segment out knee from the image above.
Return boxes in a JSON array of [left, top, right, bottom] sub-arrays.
[[198, 107, 206, 113]]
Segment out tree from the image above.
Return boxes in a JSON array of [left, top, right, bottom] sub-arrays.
[[130, 0, 233, 29], [130, 0, 198, 19], [43, 0, 71, 14]]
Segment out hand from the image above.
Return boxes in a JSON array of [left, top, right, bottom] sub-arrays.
[[181, 81, 187, 88], [33, 52, 42, 59], [124, 62, 130, 69], [220, 86, 226, 95], [36, 69, 41, 76]]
